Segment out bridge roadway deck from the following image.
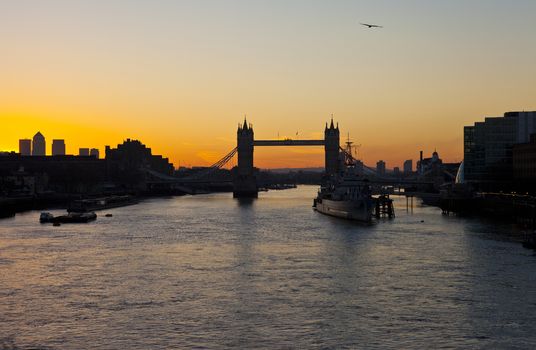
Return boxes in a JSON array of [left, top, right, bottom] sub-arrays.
[[253, 140, 325, 146]]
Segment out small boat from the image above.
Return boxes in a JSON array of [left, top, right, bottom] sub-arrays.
[[39, 211, 97, 224], [40, 212, 55, 223], [54, 212, 97, 223]]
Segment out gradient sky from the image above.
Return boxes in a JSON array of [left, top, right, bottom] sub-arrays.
[[2, 0, 535, 169]]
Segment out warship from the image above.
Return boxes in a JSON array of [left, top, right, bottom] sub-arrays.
[[313, 135, 374, 222], [313, 169, 374, 222]]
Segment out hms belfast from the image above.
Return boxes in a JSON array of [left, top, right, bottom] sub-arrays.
[[313, 121, 374, 222]]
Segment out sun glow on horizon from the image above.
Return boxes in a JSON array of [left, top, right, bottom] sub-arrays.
[[1, 1, 535, 169]]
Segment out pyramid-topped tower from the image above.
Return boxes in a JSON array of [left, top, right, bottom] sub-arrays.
[[324, 117, 340, 176]]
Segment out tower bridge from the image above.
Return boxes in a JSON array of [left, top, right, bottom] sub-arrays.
[[145, 118, 441, 197], [234, 118, 340, 198]]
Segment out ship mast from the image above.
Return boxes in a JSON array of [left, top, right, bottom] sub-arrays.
[[345, 132, 353, 157], [344, 132, 355, 166]]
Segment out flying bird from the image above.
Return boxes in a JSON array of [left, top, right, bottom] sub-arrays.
[[360, 22, 383, 28]]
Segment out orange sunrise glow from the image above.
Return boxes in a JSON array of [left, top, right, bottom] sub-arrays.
[[1, 1, 535, 169]]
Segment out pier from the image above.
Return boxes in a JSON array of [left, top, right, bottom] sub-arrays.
[[374, 195, 395, 219]]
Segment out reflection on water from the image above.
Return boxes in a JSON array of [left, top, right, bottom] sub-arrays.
[[1, 186, 536, 349]]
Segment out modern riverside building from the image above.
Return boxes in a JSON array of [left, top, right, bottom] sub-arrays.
[[19, 139, 31, 156], [464, 111, 536, 190], [90, 148, 99, 159], [52, 139, 66, 156], [79, 148, 90, 156], [32, 132, 46, 156], [513, 134, 536, 192]]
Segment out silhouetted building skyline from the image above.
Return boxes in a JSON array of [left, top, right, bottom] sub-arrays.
[[105, 139, 174, 190], [376, 160, 386, 175], [90, 148, 99, 159], [417, 151, 442, 176], [1, 138, 175, 196], [464, 111, 536, 190], [79, 148, 90, 156], [52, 139, 66, 156], [32, 132, 45, 156], [0, 154, 106, 195], [403, 159, 413, 174], [19, 139, 31, 156]]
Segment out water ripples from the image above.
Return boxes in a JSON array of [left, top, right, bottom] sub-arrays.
[[1, 187, 536, 349]]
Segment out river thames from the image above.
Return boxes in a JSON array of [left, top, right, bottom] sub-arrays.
[[1, 186, 536, 349]]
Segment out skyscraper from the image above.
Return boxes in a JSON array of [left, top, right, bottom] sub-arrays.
[[19, 139, 31, 156], [376, 160, 386, 175], [52, 139, 66, 156], [90, 148, 99, 159], [403, 159, 413, 174], [32, 132, 45, 156]]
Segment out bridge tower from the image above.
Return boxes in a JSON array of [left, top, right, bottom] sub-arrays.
[[233, 118, 258, 198], [324, 117, 340, 177]]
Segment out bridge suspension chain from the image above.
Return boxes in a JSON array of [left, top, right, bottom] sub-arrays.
[[209, 147, 237, 169], [180, 147, 238, 181]]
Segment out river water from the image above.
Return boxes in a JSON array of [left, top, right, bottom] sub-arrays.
[[1, 186, 536, 349]]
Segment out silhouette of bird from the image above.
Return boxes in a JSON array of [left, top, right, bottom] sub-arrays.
[[360, 22, 383, 28]]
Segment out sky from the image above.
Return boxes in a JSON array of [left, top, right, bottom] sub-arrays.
[[1, 0, 535, 169]]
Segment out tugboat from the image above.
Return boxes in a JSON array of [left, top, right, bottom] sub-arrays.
[[313, 135, 374, 222]]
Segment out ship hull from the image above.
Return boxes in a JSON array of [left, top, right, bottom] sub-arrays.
[[314, 198, 372, 222]]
